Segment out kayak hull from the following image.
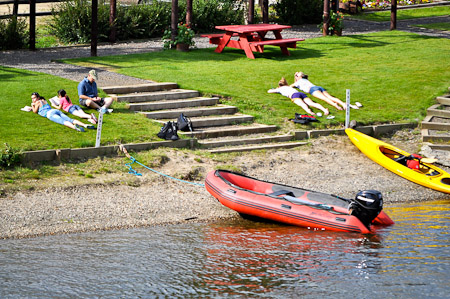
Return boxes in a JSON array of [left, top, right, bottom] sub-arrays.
[[345, 128, 450, 194], [205, 170, 394, 234]]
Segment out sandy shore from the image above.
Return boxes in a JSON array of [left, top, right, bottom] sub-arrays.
[[2, 130, 449, 239]]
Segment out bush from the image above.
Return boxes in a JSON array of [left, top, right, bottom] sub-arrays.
[[49, 0, 109, 44], [115, 2, 171, 40], [49, 0, 244, 44], [190, 0, 245, 33], [0, 143, 22, 169], [272, 0, 323, 25], [0, 17, 28, 50]]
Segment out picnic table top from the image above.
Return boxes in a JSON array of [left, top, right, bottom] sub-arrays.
[[215, 24, 292, 34]]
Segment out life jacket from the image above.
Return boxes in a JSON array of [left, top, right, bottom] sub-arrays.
[[406, 154, 422, 170]]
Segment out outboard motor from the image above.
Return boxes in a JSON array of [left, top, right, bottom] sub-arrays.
[[349, 190, 383, 228]]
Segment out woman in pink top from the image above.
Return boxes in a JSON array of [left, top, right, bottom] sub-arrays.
[[53, 89, 97, 124]]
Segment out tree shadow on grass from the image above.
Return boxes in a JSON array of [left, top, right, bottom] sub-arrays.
[[0, 66, 36, 82]]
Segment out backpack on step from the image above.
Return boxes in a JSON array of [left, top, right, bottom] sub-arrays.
[[157, 121, 179, 140], [177, 113, 193, 132]]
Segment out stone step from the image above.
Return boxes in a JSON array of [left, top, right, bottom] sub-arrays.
[[154, 114, 254, 128], [422, 128, 450, 142], [102, 82, 178, 94], [436, 95, 450, 106], [426, 104, 450, 118], [128, 97, 219, 112], [207, 141, 308, 154], [141, 105, 238, 119], [114, 89, 200, 103], [421, 115, 450, 130], [179, 124, 278, 139], [198, 134, 294, 149]]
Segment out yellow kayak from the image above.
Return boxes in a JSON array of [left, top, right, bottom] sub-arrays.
[[345, 128, 450, 194]]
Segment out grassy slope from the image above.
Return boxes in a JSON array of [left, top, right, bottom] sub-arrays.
[[2, 31, 450, 151], [0, 67, 161, 151], [65, 31, 450, 125]]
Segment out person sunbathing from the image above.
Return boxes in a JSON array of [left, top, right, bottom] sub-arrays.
[[31, 92, 95, 132], [291, 71, 359, 110], [268, 77, 329, 116], [51, 89, 97, 124]]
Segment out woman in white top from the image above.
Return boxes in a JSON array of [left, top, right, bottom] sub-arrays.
[[268, 77, 329, 115], [291, 72, 351, 110]]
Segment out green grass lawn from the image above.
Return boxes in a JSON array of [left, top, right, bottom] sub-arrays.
[[412, 22, 450, 31], [0, 67, 162, 151], [352, 6, 450, 22], [2, 30, 450, 152]]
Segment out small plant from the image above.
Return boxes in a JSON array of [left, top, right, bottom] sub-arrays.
[[162, 23, 195, 49], [319, 11, 344, 35], [0, 143, 22, 168]]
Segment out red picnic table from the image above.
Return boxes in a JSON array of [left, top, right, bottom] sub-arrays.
[[202, 24, 304, 59]]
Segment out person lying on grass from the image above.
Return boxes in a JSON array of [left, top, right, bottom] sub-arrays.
[[291, 71, 358, 110], [268, 77, 329, 116], [51, 89, 98, 125], [31, 92, 95, 132]]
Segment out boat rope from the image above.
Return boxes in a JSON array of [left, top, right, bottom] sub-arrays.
[[119, 145, 205, 187]]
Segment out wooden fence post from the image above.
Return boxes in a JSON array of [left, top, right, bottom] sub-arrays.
[[29, 0, 36, 51], [390, 0, 397, 30], [91, 0, 98, 56]]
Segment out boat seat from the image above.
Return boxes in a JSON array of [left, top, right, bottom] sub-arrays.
[[269, 189, 295, 197]]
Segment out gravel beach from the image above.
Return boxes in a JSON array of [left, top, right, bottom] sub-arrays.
[[1, 16, 450, 239]]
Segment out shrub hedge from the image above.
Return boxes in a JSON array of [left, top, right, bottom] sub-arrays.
[[49, 0, 245, 44], [0, 17, 28, 50]]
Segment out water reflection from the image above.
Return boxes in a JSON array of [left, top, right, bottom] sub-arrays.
[[0, 200, 448, 298], [198, 219, 385, 296]]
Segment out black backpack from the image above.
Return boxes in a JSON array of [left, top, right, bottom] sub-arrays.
[[289, 113, 319, 124], [157, 121, 179, 141], [177, 113, 193, 132]]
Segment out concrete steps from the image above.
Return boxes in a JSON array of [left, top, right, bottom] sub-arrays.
[[114, 89, 200, 103], [179, 124, 278, 139], [422, 90, 450, 148], [103, 82, 301, 153], [128, 97, 220, 112], [141, 104, 237, 119], [153, 114, 254, 128], [102, 82, 178, 94]]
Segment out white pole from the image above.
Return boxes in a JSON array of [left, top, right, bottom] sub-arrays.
[[345, 89, 350, 129], [95, 111, 104, 148]]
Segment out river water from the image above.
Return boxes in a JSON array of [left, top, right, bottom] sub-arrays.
[[0, 200, 448, 298]]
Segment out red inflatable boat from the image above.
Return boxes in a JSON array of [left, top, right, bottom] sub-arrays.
[[205, 170, 394, 234]]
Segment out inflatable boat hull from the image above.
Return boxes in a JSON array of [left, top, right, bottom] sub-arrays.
[[205, 170, 394, 234]]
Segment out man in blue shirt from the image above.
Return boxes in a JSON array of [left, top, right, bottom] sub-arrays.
[[78, 70, 113, 114]]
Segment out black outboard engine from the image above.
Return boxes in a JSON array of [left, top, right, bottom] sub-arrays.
[[349, 190, 383, 228]]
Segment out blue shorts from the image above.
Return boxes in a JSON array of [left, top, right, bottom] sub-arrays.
[[291, 92, 307, 100], [47, 109, 74, 125], [68, 105, 82, 114], [309, 86, 326, 94]]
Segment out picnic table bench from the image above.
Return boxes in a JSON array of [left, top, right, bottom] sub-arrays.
[[202, 24, 304, 59]]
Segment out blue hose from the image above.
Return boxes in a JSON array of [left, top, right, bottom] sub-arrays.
[[126, 156, 205, 187]]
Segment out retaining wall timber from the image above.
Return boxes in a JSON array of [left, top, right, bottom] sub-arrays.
[[22, 139, 195, 164], [294, 123, 418, 140]]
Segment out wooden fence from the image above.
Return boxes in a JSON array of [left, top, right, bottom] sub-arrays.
[[0, 0, 64, 50]]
